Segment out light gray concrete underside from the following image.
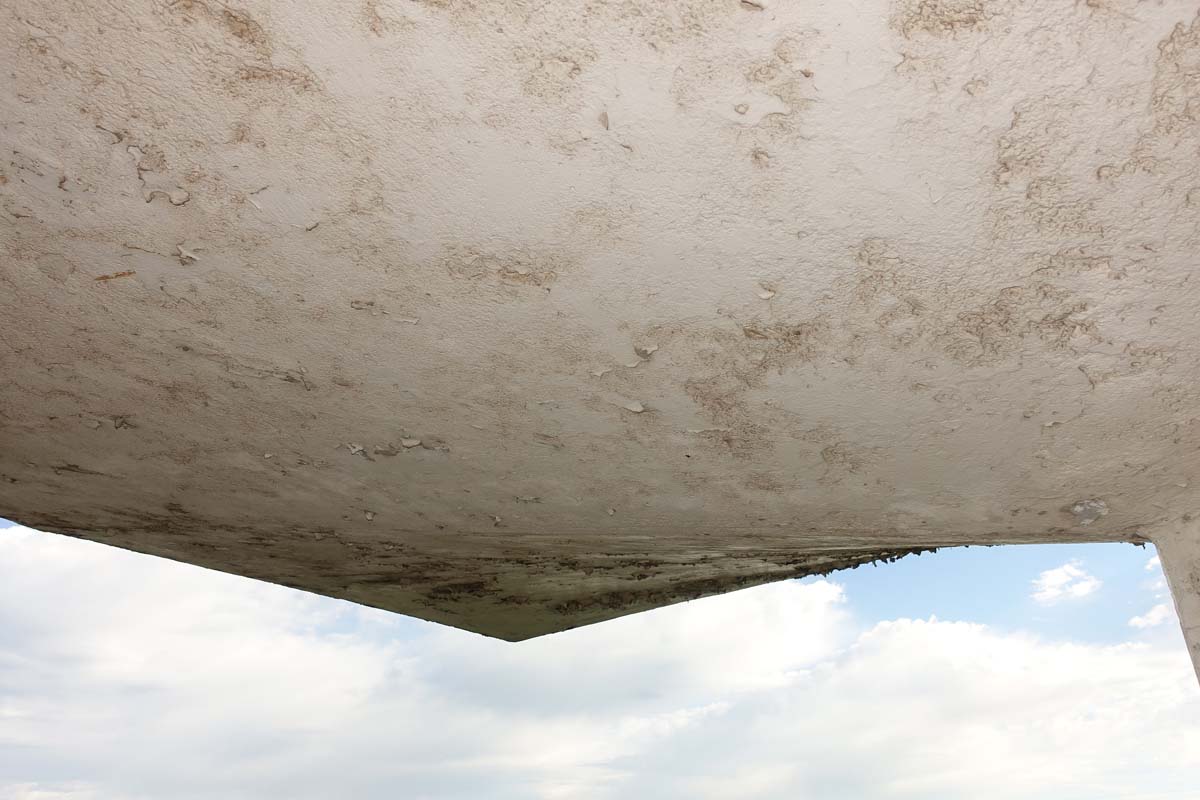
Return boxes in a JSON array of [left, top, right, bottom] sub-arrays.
[[2, 1, 1200, 655], [1154, 523, 1200, 682]]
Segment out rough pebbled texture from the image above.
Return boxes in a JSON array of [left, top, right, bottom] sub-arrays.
[[3, 0, 1200, 639]]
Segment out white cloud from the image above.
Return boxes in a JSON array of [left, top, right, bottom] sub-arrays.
[[1129, 603, 1175, 630], [1, 525, 1197, 800], [0, 783, 108, 800], [1031, 560, 1102, 605], [1142, 551, 1170, 595], [0, 787, 54, 800]]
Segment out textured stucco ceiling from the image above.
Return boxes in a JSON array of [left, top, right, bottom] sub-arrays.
[[3, 1, 1200, 642]]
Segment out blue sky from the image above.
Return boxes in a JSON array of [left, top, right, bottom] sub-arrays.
[[1, 517, 1197, 800], [804, 541, 1168, 644]]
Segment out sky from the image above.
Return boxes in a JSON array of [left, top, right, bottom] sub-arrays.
[[1, 517, 1197, 800]]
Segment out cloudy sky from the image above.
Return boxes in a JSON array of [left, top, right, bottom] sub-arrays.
[[1, 518, 1197, 800]]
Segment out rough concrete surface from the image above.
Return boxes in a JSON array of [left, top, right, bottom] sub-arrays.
[[1155, 521, 1200, 680], [2, 1, 1200, 652]]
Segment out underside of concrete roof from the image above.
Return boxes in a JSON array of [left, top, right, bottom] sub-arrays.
[[1, 0, 1198, 677]]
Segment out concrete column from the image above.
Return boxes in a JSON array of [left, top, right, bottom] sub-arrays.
[[1152, 520, 1200, 684]]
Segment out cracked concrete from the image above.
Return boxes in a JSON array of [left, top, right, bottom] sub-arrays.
[[2, 1, 1200, 660]]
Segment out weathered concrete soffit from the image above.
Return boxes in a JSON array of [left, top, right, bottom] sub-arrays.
[[0, 1, 1198, 680]]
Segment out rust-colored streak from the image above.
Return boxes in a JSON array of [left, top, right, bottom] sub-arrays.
[[94, 270, 136, 282]]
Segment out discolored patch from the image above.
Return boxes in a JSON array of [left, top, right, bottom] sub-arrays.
[[1150, 11, 1200, 137], [361, 0, 411, 36], [230, 65, 319, 93], [740, 318, 831, 368], [937, 283, 1098, 365], [440, 244, 575, 287], [166, 1, 272, 58], [892, 0, 999, 39], [516, 47, 595, 102]]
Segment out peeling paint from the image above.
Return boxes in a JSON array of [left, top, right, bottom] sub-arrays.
[[1071, 499, 1110, 526]]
